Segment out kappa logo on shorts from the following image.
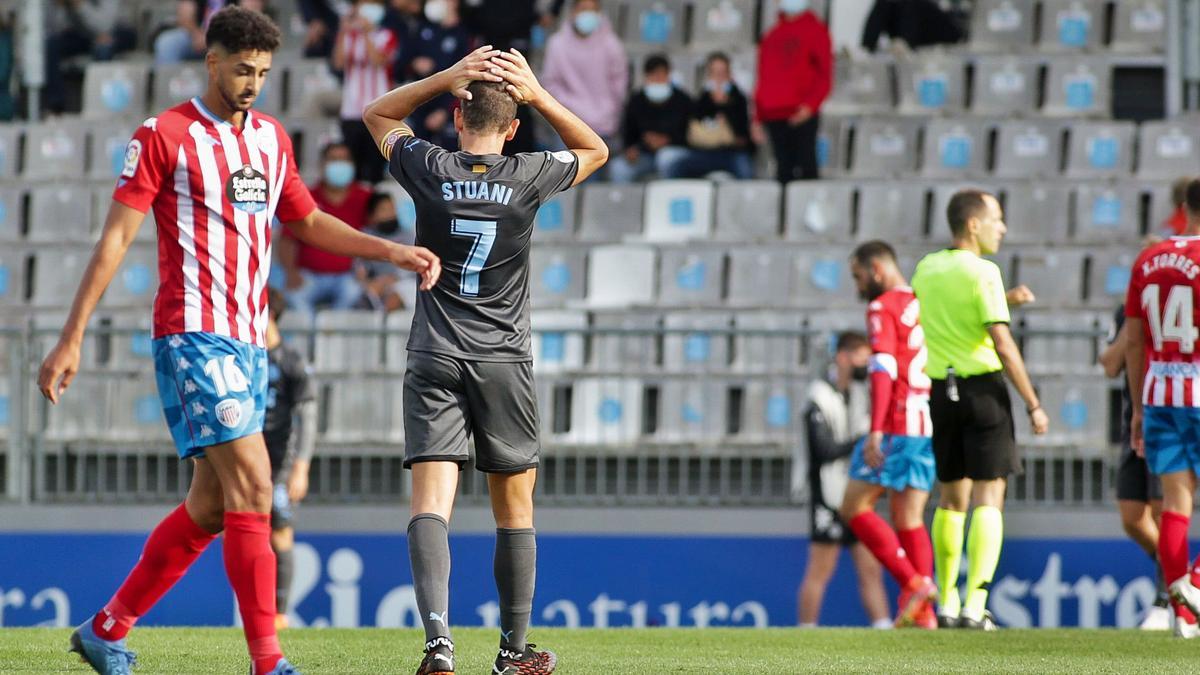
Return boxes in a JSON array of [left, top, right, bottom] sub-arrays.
[[215, 398, 243, 428]]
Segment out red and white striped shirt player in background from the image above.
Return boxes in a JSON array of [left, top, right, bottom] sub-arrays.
[[37, 8, 439, 675], [839, 240, 939, 630], [334, 0, 399, 184]]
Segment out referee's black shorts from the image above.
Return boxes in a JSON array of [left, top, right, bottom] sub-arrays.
[[929, 370, 1020, 482]]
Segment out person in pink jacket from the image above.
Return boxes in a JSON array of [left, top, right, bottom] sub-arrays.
[[540, 0, 627, 177]]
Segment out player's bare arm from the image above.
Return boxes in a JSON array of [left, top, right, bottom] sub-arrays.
[[362, 45, 504, 151], [987, 323, 1049, 435], [282, 208, 442, 290], [1124, 316, 1147, 456], [38, 200, 146, 404], [489, 49, 609, 185]]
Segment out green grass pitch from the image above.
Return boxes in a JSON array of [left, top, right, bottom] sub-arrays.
[[5, 627, 1196, 673]]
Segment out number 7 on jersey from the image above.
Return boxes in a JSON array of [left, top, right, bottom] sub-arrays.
[[450, 218, 497, 297]]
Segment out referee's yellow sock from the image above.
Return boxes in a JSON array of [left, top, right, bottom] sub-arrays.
[[932, 508, 967, 617], [963, 506, 1004, 619]]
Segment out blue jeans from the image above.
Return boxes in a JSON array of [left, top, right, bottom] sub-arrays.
[[287, 270, 362, 317], [154, 28, 206, 65], [608, 145, 691, 183], [672, 148, 755, 179]]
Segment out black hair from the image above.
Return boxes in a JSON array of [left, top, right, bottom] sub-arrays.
[[706, 51, 731, 68], [206, 6, 281, 54], [461, 81, 518, 133], [268, 287, 286, 322], [643, 53, 671, 75], [946, 189, 993, 237], [836, 331, 869, 353], [1186, 179, 1200, 215], [367, 190, 394, 214], [320, 141, 351, 160], [851, 240, 897, 267]]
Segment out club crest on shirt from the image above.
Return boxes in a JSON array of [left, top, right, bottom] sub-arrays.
[[121, 139, 142, 178], [226, 164, 268, 214]]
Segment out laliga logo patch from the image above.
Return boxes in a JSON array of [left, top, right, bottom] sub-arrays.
[[121, 139, 142, 178], [215, 398, 244, 429], [226, 165, 269, 214]]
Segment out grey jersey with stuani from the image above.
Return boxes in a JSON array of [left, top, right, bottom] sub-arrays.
[[389, 135, 579, 361]]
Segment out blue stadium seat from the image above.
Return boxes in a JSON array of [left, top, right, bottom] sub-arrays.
[[849, 118, 921, 178], [109, 378, 170, 441], [1037, 0, 1105, 52], [663, 311, 731, 372], [0, 378, 9, 438], [784, 180, 854, 243], [657, 247, 724, 307], [726, 247, 791, 307], [791, 249, 857, 308], [622, 0, 686, 48], [1136, 121, 1200, 180], [1036, 376, 1110, 453], [532, 310, 587, 373], [569, 377, 644, 444], [1073, 183, 1140, 243], [968, 0, 1036, 51], [586, 245, 656, 308], [104, 312, 155, 370], [530, 246, 586, 308], [896, 52, 966, 114], [856, 181, 928, 243], [1111, 0, 1166, 53], [1086, 248, 1137, 310], [824, 56, 894, 116], [101, 245, 159, 308], [714, 180, 781, 242], [656, 379, 727, 441], [1064, 121, 1136, 179], [993, 120, 1066, 179], [643, 180, 714, 242], [579, 183, 645, 241], [23, 123, 88, 181], [82, 62, 149, 120], [89, 122, 140, 181], [28, 187, 94, 243], [970, 55, 1040, 116], [313, 310, 385, 373], [533, 189, 579, 243], [736, 378, 798, 441], [920, 119, 991, 178], [1043, 56, 1111, 118]]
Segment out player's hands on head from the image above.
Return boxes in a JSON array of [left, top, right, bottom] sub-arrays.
[[489, 49, 545, 105], [447, 45, 504, 100], [1029, 406, 1049, 435], [392, 244, 442, 291], [1006, 285, 1036, 308], [863, 432, 885, 469], [38, 339, 82, 405]]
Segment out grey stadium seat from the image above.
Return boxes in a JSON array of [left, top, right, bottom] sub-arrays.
[[896, 52, 966, 114], [82, 61, 149, 120], [569, 377, 644, 445], [94, 185, 157, 243], [999, 182, 1072, 246], [920, 118, 991, 178], [824, 56, 893, 116], [970, 55, 1040, 116], [313, 310, 385, 373], [732, 310, 804, 374], [1042, 56, 1110, 118], [0, 378, 9, 438], [1073, 183, 1140, 244], [657, 246, 724, 307], [109, 378, 170, 442], [586, 244, 656, 308], [993, 120, 1066, 179], [530, 246, 586, 308], [1038, 376, 1110, 451], [0, 187, 22, 241], [322, 377, 392, 444], [791, 249, 858, 309], [715, 180, 781, 241], [1064, 121, 1136, 179], [1136, 121, 1200, 180], [579, 183, 645, 241], [42, 373, 110, 441], [284, 59, 343, 116], [817, 116, 849, 176], [621, 0, 686, 49], [383, 309, 412, 373], [0, 125, 19, 181], [531, 310, 587, 373], [102, 244, 159, 308], [727, 247, 791, 307], [1110, 0, 1166, 53], [89, 122, 139, 181], [656, 379, 727, 441], [663, 311, 732, 372], [1021, 311, 1103, 375], [968, 0, 1036, 51], [1037, 0, 1105, 52], [856, 181, 928, 243], [23, 122, 88, 181], [642, 180, 714, 243], [105, 312, 156, 370], [849, 118, 921, 178], [589, 310, 660, 373], [1087, 247, 1137, 309], [532, 189, 579, 243], [737, 377, 799, 441], [689, 0, 756, 48], [783, 180, 854, 243], [1012, 248, 1087, 308], [28, 186, 94, 243], [150, 63, 206, 112], [0, 248, 25, 307]]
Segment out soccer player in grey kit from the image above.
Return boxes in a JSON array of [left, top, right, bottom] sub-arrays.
[[363, 46, 608, 674]]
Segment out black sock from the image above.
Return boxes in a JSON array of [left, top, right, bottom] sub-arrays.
[[495, 528, 536, 652], [275, 546, 294, 614], [409, 513, 452, 641]]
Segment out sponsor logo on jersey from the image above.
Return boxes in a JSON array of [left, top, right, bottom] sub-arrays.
[[215, 398, 243, 428], [121, 139, 142, 178], [225, 165, 268, 214]]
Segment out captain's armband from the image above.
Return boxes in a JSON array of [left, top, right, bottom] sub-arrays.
[[379, 125, 414, 160]]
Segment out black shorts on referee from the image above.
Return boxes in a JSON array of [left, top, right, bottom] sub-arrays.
[[929, 370, 1020, 482]]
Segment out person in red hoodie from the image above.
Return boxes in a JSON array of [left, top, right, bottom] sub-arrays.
[[753, 0, 832, 182]]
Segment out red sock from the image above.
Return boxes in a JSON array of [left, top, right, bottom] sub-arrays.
[[849, 512, 919, 587], [898, 525, 934, 579], [224, 512, 282, 674], [93, 503, 216, 641], [1161, 511, 1191, 587]]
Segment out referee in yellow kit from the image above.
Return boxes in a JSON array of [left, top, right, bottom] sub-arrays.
[[911, 189, 1049, 630]]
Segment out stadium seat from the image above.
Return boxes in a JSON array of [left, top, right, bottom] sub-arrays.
[[1038, 376, 1110, 452], [783, 180, 855, 243], [1021, 311, 1103, 374], [23, 122, 88, 181], [283, 59, 343, 115], [569, 377, 644, 444], [732, 310, 804, 374], [657, 246, 725, 307], [663, 311, 732, 372], [42, 373, 110, 441], [150, 63, 207, 113], [823, 56, 894, 116], [81, 62, 149, 120], [656, 379, 727, 441], [313, 310, 385, 373], [0, 248, 25, 307], [579, 183, 645, 241], [530, 246, 587, 308], [999, 182, 1072, 245], [0, 187, 22, 241], [1086, 247, 1137, 309], [848, 118, 921, 178], [920, 119, 990, 179], [108, 377, 170, 441], [104, 312, 156, 371], [533, 189, 579, 243], [1063, 121, 1136, 179], [621, 0, 686, 48], [791, 249, 857, 308], [321, 376, 392, 444], [589, 310, 660, 372], [1012, 248, 1087, 307], [1042, 57, 1111, 118], [856, 181, 928, 243], [689, 0, 755, 48], [0, 125, 20, 181], [993, 120, 1066, 179], [642, 180, 714, 242], [89, 122, 139, 181], [383, 309, 412, 373], [1110, 0, 1167, 53], [585, 245, 656, 308], [970, 55, 1040, 116], [277, 311, 313, 359], [1145, 180, 1177, 232], [27, 186, 94, 243], [0, 377, 8, 437], [727, 247, 791, 307], [736, 377, 798, 441], [1136, 121, 1200, 180], [532, 310, 587, 373], [896, 52, 966, 114], [817, 116, 849, 176], [968, 0, 1036, 51], [714, 180, 781, 241], [101, 245, 159, 308], [289, 118, 343, 182], [1037, 0, 1105, 51], [1073, 183, 1141, 243]]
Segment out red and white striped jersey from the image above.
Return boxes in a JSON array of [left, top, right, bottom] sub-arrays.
[[866, 287, 933, 437], [113, 98, 316, 347], [339, 27, 399, 120], [1126, 236, 1200, 408]]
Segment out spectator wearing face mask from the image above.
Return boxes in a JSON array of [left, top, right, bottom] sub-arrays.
[[278, 142, 375, 317], [752, 0, 832, 182], [610, 53, 692, 183], [333, 0, 399, 184], [674, 51, 754, 180], [356, 192, 418, 312], [403, 0, 475, 150], [540, 0, 627, 175]]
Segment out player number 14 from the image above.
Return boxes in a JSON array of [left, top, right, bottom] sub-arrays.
[[1142, 284, 1199, 354], [450, 218, 498, 297]]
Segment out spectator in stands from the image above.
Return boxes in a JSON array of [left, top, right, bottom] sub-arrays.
[[609, 54, 692, 184], [798, 331, 891, 628], [540, 0, 627, 171], [674, 52, 754, 180], [1162, 177, 1195, 236], [278, 142, 374, 316], [753, 0, 832, 183], [333, 0, 399, 184], [154, 0, 224, 65], [45, 0, 137, 115], [861, 0, 965, 52], [403, 0, 474, 150], [357, 191, 418, 312], [297, 0, 339, 58]]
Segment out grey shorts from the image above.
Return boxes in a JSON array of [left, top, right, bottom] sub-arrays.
[[402, 351, 540, 473]]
